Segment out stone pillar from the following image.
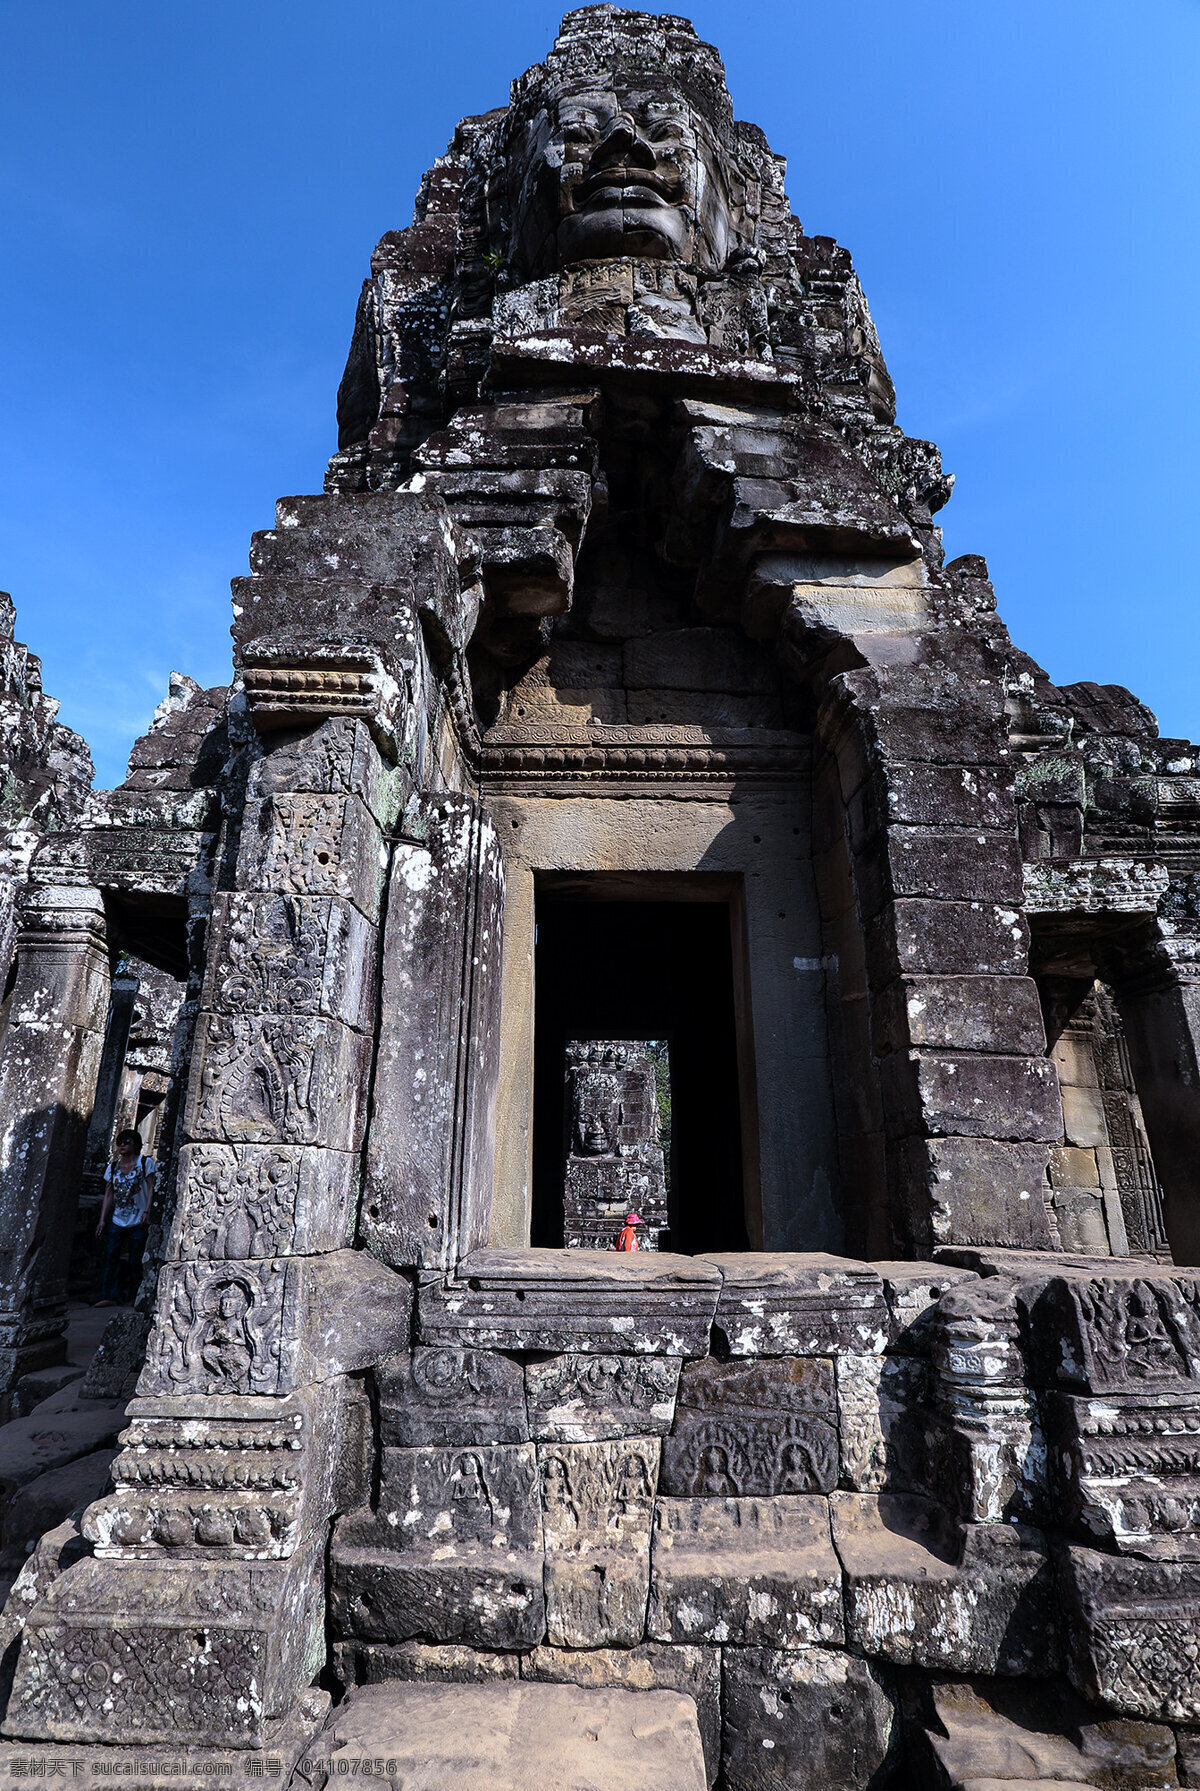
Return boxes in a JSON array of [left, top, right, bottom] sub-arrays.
[[1117, 929, 1200, 1266], [814, 646, 1061, 1257], [6, 723, 411, 1746], [0, 884, 110, 1402], [80, 969, 138, 1180], [364, 791, 503, 1273]]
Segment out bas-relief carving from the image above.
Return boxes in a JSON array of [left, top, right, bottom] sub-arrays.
[[378, 1345, 529, 1445], [80, 1388, 349, 1562], [662, 1356, 837, 1496], [239, 793, 383, 922], [185, 1012, 369, 1149], [205, 891, 373, 1031], [562, 1041, 668, 1250], [526, 1352, 681, 1441], [1047, 1389, 1200, 1558], [1028, 1275, 1200, 1392], [376, 1444, 542, 1554], [538, 1438, 659, 1647], [169, 1143, 356, 1260], [1065, 1547, 1200, 1721], [9, 1543, 325, 1745], [141, 1261, 289, 1397]]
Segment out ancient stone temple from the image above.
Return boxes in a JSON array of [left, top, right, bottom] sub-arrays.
[[3, 7, 1200, 1785]]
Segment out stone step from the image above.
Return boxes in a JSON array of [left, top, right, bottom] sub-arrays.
[[303, 1680, 708, 1791]]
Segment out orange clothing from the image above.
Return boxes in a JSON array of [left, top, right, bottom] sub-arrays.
[[616, 1223, 641, 1252]]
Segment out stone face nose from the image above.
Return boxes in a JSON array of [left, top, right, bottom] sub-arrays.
[[591, 121, 656, 170]]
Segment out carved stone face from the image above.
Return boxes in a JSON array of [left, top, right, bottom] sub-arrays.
[[508, 82, 733, 277]]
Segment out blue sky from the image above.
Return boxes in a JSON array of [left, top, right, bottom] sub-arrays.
[[2, 1, 1198, 786]]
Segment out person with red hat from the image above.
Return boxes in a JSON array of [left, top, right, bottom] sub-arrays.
[[615, 1211, 643, 1251]]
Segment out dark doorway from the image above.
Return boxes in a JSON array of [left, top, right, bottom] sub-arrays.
[[532, 893, 748, 1253]]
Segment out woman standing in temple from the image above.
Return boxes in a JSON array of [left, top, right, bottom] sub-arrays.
[[94, 1128, 155, 1306]]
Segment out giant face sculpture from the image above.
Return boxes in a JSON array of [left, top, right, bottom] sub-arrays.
[[507, 79, 735, 278]]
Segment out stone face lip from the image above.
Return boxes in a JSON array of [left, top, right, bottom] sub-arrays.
[[305, 1679, 708, 1791]]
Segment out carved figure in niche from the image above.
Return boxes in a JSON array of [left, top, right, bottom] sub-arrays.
[[607, 1451, 652, 1530], [696, 1442, 738, 1496], [449, 1451, 494, 1530], [1124, 1284, 1182, 1379], [198, 1280, 254, 1392], [541, 1452, 579, 1528], [777, 1440, 817, 1494], [506, 79, 736, 277]]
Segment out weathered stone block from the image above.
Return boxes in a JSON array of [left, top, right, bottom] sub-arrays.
[[881, 760, 1017, 831], [82, 1381, 355, 1560], [247, 716, 406, 829], [721, 1646, 895, 1791], [331, 1640, 520, 1688], [330, 1443, 545, 1649], [702, 1253, 888, 1356], [139, 1251, 411, 1397], [418, 1250, 721, 1357], [183, 1012, 372, 1151], [1019, 1271, 1200, 1394], [930, 1279, 1050, 1526], [881, 1050, 1063, 1141], [891, 1136, 1056, 1251], [865, 828, 1025, 913], [916, 1677, 1179, 1791], [302, 1681, 708, 1791], [873, 974, 1046, 1055], [0, 1402, 126, 1544], [377, 1346, 528, 1446], [867, 898, 1031, 980], [523, 1643, 720, 1785], [1043, 1387, 1200, 1557], [1063, 1545, 1200, 1721], [831, 1493, 1057, 1674], [525, 1352, 681, 1442], [168, 1143, 358, 1260], [662, 1356, 838, 1496], [647, 1496, 843, 1647], [237, 793, 385, 922], [6, 1541, 325, 1745], [836, 1353, 929, 1491], [203, 892, 375, 1031], [77, 1311, 152, 1400], [539, 1438, 659, 1647], [877, 1260, 980, 1350]]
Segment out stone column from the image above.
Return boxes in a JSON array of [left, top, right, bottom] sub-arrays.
[[1116, 927, 1200, 1265], [813, 638, 1060, 1258], [0, 884, 110, 1403], [80, 969, 138, 1181], [6, 722, 412, 1746]]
